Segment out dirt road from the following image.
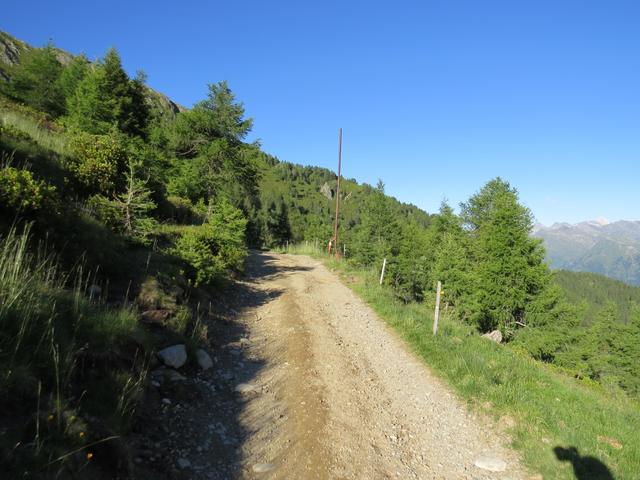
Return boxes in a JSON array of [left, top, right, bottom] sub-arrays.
[[138, 252, 532, 479]]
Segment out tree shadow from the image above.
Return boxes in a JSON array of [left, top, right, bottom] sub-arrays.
[[133, 251, 295, 479], [554, 446, 615, 480], [245, 249, 314, 281]]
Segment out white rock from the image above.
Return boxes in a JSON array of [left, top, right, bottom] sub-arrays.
[[195, 349, 214, 370], [252, 463, 275, 473], [157, 344, 187, 369], [235, 383, 256, 393], [481, 330, 503, 344], [474, 454, 507, 472]]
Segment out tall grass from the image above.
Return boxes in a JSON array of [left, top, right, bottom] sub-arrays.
[[0, 107, 69, 156], [285, 246, 640, 479], [0, 226, 149, 476]]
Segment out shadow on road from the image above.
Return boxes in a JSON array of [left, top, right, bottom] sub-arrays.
[[246, 250, 313, 281], [135, 251, 295, 479], [554, 446, 615, 480]]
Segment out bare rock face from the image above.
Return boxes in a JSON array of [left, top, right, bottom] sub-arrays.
[[481, 330, 503, 343], [157, 344, 187, 369], [0, 33, 25, 67], [320, 182, 334, 200]]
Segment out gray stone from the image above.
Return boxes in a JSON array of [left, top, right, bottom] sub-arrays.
[[157, 344, 187, 368], [481, 330, 503, 344], [195, 349, 214, 370], [474, 454, 507, 472], [177, 457, 191, 469]]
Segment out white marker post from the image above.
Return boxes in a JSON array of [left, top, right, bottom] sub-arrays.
[[433, 281, 442, 335], [379, 257, 387, 285]]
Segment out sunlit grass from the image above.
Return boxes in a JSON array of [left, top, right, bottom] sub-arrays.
[[0, 108, 69, 156]]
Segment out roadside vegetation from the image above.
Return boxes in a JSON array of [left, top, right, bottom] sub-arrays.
[[278, 244, 640, 479]]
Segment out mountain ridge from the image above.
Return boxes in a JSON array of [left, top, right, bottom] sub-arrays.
[[533, 219, 640, 286]]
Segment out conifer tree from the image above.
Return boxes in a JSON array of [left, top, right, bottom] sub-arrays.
[[57, 54, 90, 104], [461, 178, 550, 334], [9, 42, 64, 115]]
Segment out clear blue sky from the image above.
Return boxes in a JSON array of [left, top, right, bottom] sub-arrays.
[[4, 0, 640, 224]]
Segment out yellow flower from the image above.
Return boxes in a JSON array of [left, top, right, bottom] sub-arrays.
[[86, 452, 93, 460], [47, 414, 54, 421], [79, 432, 85, 438]]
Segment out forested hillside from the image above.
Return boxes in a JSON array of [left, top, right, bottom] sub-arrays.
[[0, 31, 638, 477]]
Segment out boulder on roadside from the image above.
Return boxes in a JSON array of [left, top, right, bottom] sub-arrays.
[[157, 344, 187, 369], [195, 349, 213, 370], [482, 330, 503, 344]]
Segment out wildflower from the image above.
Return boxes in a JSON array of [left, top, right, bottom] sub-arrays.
[[79, 432, 85, 438], [86, 452, 93, 460], [47, 414, 54, 421]]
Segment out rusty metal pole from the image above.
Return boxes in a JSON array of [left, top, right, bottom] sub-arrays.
[[333, 128, 342, 259]]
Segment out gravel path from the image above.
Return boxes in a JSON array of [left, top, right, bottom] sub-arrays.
[[137, 252, 534, 479]]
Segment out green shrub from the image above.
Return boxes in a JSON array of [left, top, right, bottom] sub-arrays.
[[66, 132, 128, 194], [86, 194, 121, 229], [0, 165, 57, 213], [174, 227, 224, 285], [164, 195, 203, 224], [173, 200, 247, 285]]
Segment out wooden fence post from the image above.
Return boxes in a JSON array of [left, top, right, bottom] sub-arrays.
[[379, 257, 387, 285], [433, 281, 442, 335]]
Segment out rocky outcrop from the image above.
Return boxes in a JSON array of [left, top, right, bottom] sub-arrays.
[[0, 32, 26, 67], [320, 182, 334, 199], [481, 330, 503, 343]]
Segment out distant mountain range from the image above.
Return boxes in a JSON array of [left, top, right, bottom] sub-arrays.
[[533, 219, 640, 286]]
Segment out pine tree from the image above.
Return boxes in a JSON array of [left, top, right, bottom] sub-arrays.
[[9, 42, 64, 115], [66, 48, 148, 136], [66, 66, 115, 134], [57, 54, 90, 104], [114, 161, 157, 243], [462, 178, 550, 334]]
